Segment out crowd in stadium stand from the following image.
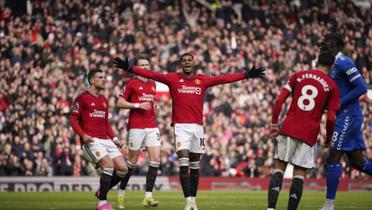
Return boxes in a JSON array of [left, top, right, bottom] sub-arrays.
[[0, 0, 371, 179]]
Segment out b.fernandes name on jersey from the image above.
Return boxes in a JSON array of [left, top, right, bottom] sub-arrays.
[[296, 73, 330, 91]]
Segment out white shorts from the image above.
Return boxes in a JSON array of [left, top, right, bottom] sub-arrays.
[[127, 128, 161, 150], [82, 138, 122, 164], [174, 123, 205, 153], [275, 135, 316, 169]]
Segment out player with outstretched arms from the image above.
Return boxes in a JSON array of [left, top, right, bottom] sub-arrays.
[[114, 53, 265, 210], [116, 53, 161, 208], [268, 52, 340, 210], [319, 32, 371, 210], [70, 69, 128, 210]]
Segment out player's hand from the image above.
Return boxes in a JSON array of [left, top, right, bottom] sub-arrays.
[[270, 123, 280, 138], [154, 105, 160, 116], [245, 65, 266, 79], [323, 142, 330, 148], [113, 57, 132, 72], [139, 102, 152, 110], [113, 137, 123, 148], [82, 134, 93, 144]]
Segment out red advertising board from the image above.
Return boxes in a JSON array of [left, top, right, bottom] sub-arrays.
[[168, 177, 372, 191]]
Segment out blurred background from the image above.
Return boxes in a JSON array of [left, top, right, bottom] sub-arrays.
[[0, 0, 370, 180]]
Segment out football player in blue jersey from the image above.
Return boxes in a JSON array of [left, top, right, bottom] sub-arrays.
[[319, 32, 371, 210]]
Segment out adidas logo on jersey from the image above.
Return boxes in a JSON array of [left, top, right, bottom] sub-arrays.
[[91, 102, 95, 106], [179, 79, 184, 82], [139, 86, 143, 90]]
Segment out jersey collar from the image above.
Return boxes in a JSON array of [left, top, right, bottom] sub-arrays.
[[335, 52, 343, 60]]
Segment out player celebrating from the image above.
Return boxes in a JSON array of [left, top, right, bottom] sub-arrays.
[[70, 70, 128, 210], [319, 32, 371, 210], [116, 54, 161, 208], [268, 52, 340, 210], [114, 53, 265, 210]]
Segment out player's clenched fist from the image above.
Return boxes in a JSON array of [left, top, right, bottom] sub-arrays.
[[270, 123, 280, 138], [82, 134, 93, 144], [138, 102, 152, 110]]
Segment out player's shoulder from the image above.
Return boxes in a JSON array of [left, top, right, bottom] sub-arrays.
[[335, 53, 355, 69], [194, 73, 209, 79], [74, 91, 90, 101], [127, 78, 138, 85]]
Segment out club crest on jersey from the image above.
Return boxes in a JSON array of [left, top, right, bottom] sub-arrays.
[[72, 102, 79, 112], [194, 79, 201, 85], [95, 151, 100, 157]]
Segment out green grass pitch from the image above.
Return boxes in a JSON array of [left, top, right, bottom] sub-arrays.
[[0, 190, 371, 210]]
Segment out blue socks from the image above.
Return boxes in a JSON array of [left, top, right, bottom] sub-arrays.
[[326, 163, 342, 200], [361, 160, 372, 176]]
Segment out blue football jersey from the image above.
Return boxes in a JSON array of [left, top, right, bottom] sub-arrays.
[[328, 53, 366, 116]]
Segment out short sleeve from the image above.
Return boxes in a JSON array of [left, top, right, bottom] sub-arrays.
[[338, 59, 362, 83]]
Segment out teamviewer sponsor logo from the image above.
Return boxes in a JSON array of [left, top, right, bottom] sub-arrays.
[[177, 85, 201, 95], [89, 109, 106, 118], [139, 93, 154, 101]]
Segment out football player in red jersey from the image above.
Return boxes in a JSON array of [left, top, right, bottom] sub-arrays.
[[116, 54, 161, 208], [70, 70, 128, 210], [114, 53, 265, 210], [267, 52, 340, 210]]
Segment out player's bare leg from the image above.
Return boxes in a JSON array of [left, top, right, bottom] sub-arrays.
[[177, 149, 193, 210], [287, 166, 306, 210], [96, 155, 115, 210], [117, 149, 139, 209], [142, 146, 161, 207], [189, 152, 202, 210], [267, 159, 287, 210], [320, 149, 344, 210]]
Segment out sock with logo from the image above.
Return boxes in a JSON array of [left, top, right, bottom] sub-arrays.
[[326, 163, 342, 200], [268, 170, 284, 209], [361, 160, 372, 176], [287, 176, 304, 210], [145, 162, 159, 193]]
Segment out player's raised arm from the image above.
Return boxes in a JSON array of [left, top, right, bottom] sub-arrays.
[[113, 57, 170, 84], [205, 65, 266, 87]]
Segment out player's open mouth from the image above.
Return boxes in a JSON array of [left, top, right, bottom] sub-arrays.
[[184, 66, 192, 70]]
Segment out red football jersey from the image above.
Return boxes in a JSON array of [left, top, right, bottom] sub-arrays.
[[280, 69, 340, 146], [70, 91, 115, 144], [119, 78, 157, 129], [131, 66, 246, 125]]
